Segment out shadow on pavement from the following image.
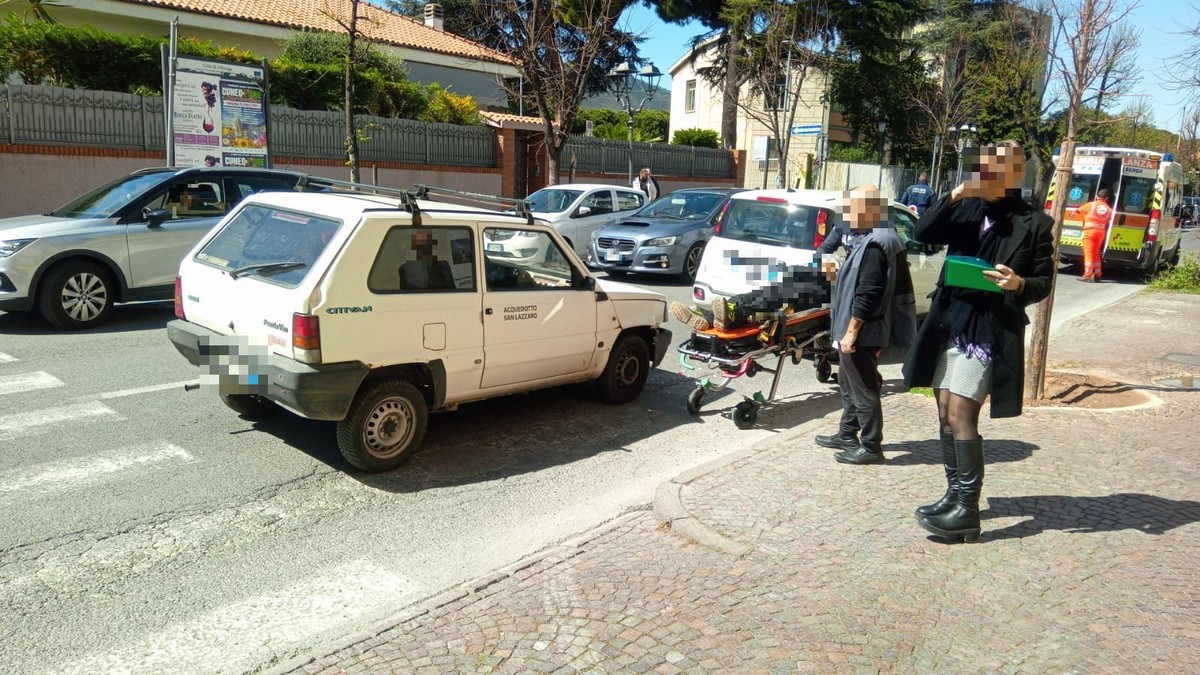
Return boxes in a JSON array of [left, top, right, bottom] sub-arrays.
[[249, 369, 702, 490], [884, 437, 1039, 466], [982, 493, 1200, 539], [0, 302, 175, 335]]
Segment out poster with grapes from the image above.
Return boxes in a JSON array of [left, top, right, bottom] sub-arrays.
[[170, 56, 270, 168]]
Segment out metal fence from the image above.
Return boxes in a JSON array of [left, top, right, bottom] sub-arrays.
[[0, 84, 494, 167], [564, 135, 734, 179]]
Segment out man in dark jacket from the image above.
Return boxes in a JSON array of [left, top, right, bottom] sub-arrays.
[[900, 172, 936, 215], [816, 185, 916, 465]]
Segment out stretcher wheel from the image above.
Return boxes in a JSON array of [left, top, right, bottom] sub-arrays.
[[791, 350, 804, 365], [745, 361, 759, 378], [733, 401, 758, 429], [687, 387, 705, 415], [816, 358, 834, 383]]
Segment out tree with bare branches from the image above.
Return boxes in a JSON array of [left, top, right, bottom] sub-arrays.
[[472, 0, 636, 186], [321, 0, 378, 183], [1027, 0, 1137, 402]]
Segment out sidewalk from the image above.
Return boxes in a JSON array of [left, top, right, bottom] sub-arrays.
[[282, 291, 1200, 674]]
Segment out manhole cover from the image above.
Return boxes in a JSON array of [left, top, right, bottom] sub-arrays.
[[1156, 377, 1200, 390], [1165, 353, 1200, 366]]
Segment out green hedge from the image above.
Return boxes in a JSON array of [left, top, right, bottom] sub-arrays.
[[571, 108, 670, 141], [0, 17, 478, 123], [671, 128, 721, 148]]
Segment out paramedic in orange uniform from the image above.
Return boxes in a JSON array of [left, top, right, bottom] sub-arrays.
[[1073, 188, 1113, 282]]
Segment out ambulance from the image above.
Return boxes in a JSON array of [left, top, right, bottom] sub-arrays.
[[1046, 146, 1185, 275]]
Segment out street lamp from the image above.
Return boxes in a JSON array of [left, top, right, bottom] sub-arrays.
[[877, 121, 888, 166], [608, 61, 663, 184], [952, 122, 978, 185]]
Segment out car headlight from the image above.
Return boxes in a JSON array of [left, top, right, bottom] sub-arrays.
[[645, 236, 677, 247], [517, 230, 539, 238], [0, 239, 37, 258]]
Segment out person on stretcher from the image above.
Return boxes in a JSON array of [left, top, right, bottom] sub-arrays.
[[669, 261, 833, 338]]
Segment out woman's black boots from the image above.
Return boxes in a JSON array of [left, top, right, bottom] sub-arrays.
[[916, 432, 957, 517], [916, 438, 984, 543]]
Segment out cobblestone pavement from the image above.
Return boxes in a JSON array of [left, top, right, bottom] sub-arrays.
[[285, 292, 1200, 675]]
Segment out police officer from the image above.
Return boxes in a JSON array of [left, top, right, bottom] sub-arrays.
[[901, 172, 936, 215]]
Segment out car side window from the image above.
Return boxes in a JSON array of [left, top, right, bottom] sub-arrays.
[[581, 190, 614, 216], [368, 226, 475, 294], [616, 191, 643, 211], [483, 228, 576, 291], [141, 179, 226, 220], [226, 176, 298, 208], [891, 208, 917, 244]]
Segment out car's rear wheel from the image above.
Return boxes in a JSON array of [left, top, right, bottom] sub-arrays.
[[596, 334, 650, 404], [337, 379, 428, 472], [222, 394, 277, 420], [681, 242, 705, 281], [38, 260, 114, 330]]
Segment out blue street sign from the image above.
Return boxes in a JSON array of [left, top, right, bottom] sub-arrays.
[[791, 124, 822, 136]]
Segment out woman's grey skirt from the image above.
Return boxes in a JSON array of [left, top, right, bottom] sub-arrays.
[[931, 343, 992, 403]]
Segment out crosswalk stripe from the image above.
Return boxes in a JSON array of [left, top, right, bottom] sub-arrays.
[[0, 441, 193, 499], [0, 371, 63, 397], [0, 401, 118, 441], [0, 352, 17, 363], [53, 561, 418, 675]]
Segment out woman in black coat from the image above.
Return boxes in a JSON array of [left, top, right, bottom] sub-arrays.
[[902, 140, 1055, 543]]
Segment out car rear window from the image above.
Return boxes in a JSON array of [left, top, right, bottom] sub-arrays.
[[195, 204, 341, 286], [1065, 174, 1098, 209], [719, 199, 823, 249]]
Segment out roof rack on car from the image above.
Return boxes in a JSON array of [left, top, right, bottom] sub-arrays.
[[412, 184, 534, 226]]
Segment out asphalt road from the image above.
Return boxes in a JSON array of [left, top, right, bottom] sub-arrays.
[[1, 231, 1195, 674]]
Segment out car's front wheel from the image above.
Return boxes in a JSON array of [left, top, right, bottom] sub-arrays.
[[38, 260, 114, 330], [596, 334, 651, 404], [681, 242, 705, 281], [336, 379, 428, 472]]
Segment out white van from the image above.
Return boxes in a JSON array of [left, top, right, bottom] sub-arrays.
[[692, 190, 943, 314]]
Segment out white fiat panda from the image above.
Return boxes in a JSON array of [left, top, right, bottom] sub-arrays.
[[167, 181, 672, 472]]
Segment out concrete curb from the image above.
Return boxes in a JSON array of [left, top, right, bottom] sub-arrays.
[[651, 409, 841, 556], [262, 510, 645, 675]]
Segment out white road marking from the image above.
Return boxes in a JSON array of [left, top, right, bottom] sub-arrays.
[[98, 379, 199, 400], [0, 371, 63, 396], [0, 352, 17, 363], [0, 401, 119, 442], [54, 561, 418, 675], [0, 441, 194, 499]]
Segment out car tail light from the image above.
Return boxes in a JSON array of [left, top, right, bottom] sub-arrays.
[[693, 286, 706, 301], [174, 276, 185, 320], [1044, 199, 1053, 212], [1147, 209, 1161, 243], [756, 196, 788, 204], [713, 200, 731, 235], [292, 313, 321, 363]]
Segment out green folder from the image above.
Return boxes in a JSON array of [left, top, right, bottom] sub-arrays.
[[944, 255, 1003, 293]]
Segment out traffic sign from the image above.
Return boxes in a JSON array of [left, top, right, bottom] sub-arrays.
[[791, 124, 822, 136]]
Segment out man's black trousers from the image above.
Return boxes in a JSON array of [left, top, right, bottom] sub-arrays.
[[837, 348, 884, 452]]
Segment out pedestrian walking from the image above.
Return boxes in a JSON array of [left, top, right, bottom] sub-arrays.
[[902, 140, 1055, 543], [900, 172, 937, 215], [814, 184, 917, 465], [632, 167, 660, 201], [1072, 188, 1113, 282]]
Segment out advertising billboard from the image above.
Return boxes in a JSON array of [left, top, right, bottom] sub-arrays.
[[165, 53, 271, 168]]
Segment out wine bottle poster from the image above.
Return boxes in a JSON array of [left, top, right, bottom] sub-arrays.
[[169, 55, 270, 168]]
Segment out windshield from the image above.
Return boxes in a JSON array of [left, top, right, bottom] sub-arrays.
[[51, 171, 174, 218], [196, 204, 341, 286], [525, 188, 583, 214], [719, 200, 822, 249], [636, 192, 726, 220]]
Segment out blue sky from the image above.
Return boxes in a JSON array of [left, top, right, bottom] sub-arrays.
[[619, 0, 1196, 132]]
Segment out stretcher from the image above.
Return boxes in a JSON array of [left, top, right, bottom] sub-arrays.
[[676, 307, 837, 428]]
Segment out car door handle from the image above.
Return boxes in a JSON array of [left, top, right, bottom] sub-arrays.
[[485, 308, 494, 315]]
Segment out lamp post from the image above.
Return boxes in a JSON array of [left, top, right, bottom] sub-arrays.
[[877, 121, 888, 166], [608, 61, 663, 184], [952, 122, 978, 185]]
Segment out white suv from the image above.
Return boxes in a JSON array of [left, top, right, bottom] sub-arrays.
[[167, 182, 672, 472]]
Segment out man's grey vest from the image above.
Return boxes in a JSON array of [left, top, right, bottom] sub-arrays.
[[831, 227, 917, 348]]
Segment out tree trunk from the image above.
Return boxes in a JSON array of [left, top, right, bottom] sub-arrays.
[[721, 31, 742, 151], [545, 136, 562, 186], [345, 0, 361, 183]]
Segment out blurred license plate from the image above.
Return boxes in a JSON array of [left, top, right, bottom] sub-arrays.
[[605, 251, 622, 262], [1062, 228, 1082, 239], [487, 243, 503, 252]]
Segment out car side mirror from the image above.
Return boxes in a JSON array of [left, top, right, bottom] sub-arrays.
[[143, 207, 171, 228], [575, 206, 593, 218]]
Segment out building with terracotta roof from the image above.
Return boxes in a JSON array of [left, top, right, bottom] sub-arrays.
[[20, 0, 519, 108]]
